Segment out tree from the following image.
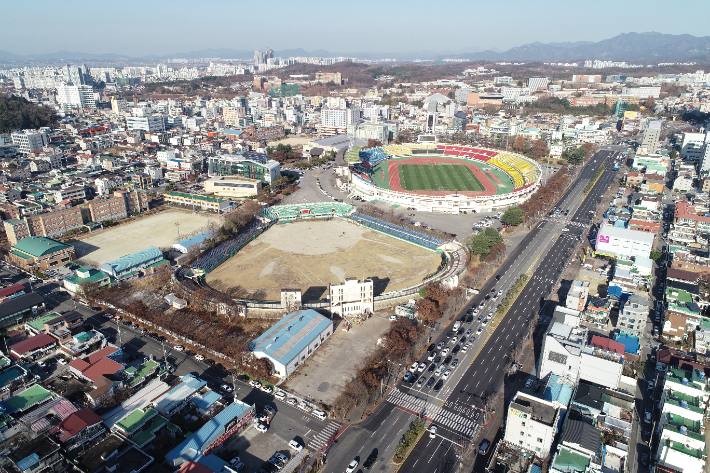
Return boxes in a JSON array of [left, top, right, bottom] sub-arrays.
[[512, 136, 526, 152], [532, 140, 548, 159], [650, 249, 663, 261], [466, 227, 503, 257], [517, 80, 523, 87], [367, 139, 383, 148], [669, 149, 678, 160], [645, 97, 655, 111], [501, 206, 524, 226]]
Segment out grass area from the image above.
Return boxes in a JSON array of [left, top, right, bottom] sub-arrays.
[[393, 418, 426, 463], [398, 164, 484, 192]]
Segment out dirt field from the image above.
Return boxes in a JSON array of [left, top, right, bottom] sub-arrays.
[[284, 312, 393, 405], [206, 219, 441, 300], [267, 136, 312, 148], [73, 210, 221, 264]]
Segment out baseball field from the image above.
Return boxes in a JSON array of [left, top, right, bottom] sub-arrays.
[[205, 219, 441, 301]]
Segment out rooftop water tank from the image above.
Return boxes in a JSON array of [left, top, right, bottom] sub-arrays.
[[679, 425, 688, 435], [681, 400, 688, 408], [682, 378, 689, 385]]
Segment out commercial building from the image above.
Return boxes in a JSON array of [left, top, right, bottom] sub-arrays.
[[100, 246, 169, 280], [526, 77, 549, 91], [641, 120, 662, 154], [250, 309, 333, 377], [314, 72, 343, 84], [203, 176, 261, 198], [329, 278, 374, 317], [346, 122, 393, 144], [154, 374, 207, 417], [0, 292, 46, 329], [126, 115, 166, 132], [207, 153, 280, 184], [571, 74, 602, 83], [7, 236, 75, 271], [565, 280, 589, 311], [11, 130, 49, 154], [618, 294, 650, 338], [594, 223, 655, 260], [503, 391, 560, 457], [538, 321, 587, 382], [166, 400, 255, 467], [579, 339, 624, 389], [320, 107, 360, 134], [621, 86, 662, 99]]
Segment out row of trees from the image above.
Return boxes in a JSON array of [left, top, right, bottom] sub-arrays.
[[518, 167, 573, 225], [512, 137, 549, 160], [266, 143, 303, 164], [561, 143, 594, 165]]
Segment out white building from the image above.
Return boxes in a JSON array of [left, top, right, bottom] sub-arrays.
[[57, 84, 95, 111], [11, 130, 49, 154], [126, 115, 166, 133], [641, 120, 662, 154], [680, 132, 708, 162], [526, 77, 549, 91], [95, 176, 123, 196], [249, 309, 333, 378], [501, 87, 530, 101], [621, 86, 661, 99], [320, 107, 360, 132], [329, 278, 374, 317], [111, 96, 127, 115], [594, 223, 655, 260], [578, 345, 624, 389], [504, 391, 560, 457], [538, 322, 587, 382]]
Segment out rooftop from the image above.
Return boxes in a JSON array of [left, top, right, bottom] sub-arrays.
[[511, 392, 557, 426], [250, 309, 332, 365], [1, 384, 53, 413], [12, 236, 72, 258], [100, 246, 162, 275]]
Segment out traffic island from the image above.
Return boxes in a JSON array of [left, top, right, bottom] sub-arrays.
[[392, 418, 426, 464]]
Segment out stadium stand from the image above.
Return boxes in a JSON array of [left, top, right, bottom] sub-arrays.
[[192, 221, 271, 273], [359, 148, 388, 166], [260, 202, 354, 222], [347, 212, 444, 250], [496, 153, 540, 186], [435, 145, 495, 162], [488, 158, 525, 189]]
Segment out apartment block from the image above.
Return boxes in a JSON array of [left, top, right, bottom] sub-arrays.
[[503, 392, 560, 457], [86, 195, 128, 223], [3, 206, 83, 244]]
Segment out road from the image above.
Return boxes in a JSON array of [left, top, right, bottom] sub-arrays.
[[324, 149, 623, 472]]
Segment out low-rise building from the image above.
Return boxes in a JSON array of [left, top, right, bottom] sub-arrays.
[[99, 246, 169, 281], [618, 294, 649, 338], [538, 322, 587, 382], [329, 278, 374, 317], [203, 176, 261, 198], [503, 391, 560, 457], [163, 192, 232, 213]]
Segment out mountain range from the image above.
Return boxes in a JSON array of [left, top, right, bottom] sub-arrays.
[[1, 32, 709, 64]]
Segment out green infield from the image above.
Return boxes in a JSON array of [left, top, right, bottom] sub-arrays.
[[398, 163, 484, 192]]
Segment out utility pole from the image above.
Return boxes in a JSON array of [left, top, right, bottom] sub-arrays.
[[116, 318, 122, 347], [175, 222, 180, 240]]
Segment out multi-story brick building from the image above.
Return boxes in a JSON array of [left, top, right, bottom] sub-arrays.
[[86, 195, 128, 223], [7, 236, 75, 271], [3, 207, 83, 244], [117, 189, 149, 214]]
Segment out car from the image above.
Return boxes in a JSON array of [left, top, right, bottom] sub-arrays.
[[410, 362, 419, 371], [417, 363, 426, 372], [478, 439, 491, 455], [441, 347, 450, 356], [288, 440, 303, 451], [473, 308, 479, 315], [525, 379, 533, 389], [460, 336, 467, 344], [297, 400, 310, 411], [443, 356, 452, 365], [488, 312, 493, 318], [37, 360, 46, 368], [57, 358, 67, 365], [481, 320, 488, 327], [647, 380, 655, 391], [429, 425, 438, 438], [346, 460, 359, 473], [312, 409, 327, 420], [427, 363, 436, 373], [260, 385, 273, 394], [273, 453, 288, 463], [428, 351, 436, 361], [257, 413, 269, 422], [446, 331, 453, 338], [286, 397, 297, 405], [426, 377, 436, 388], [229, 457, 241, 466], [434, 380, 444, 392], [249, 380, 262, 388], [174, 345, 184, 351], [403, 371, 413, 381], [461, 344, 469, 353], [255, 423, 268, 433], [466, 329, 474, 336], [274, 391, 286, 400], [195, 354, 205, 361], [436, 341, 445, 350], [417, 376, 426, 387], [477, 316, 483, 322], [228, 462, 244, 472], [449, 336, 457, 345], [498, 290, 503, 296], [139, 328, 146, 334], [427, 344, 436, 352], [644, 410, 652, 423], [476, 327, 483, 335], [434, 356, 441, 364], [221, 384, 233, 393], [452, 345, 461, 354], [263, 404, 276, 414], [466, 315, 473, 323], [442, 369, 451, 380], [435, 365, 445, 376], [479, 302, 485, 308]]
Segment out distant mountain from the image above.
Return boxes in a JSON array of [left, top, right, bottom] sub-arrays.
[[3, 32, 710, 64]]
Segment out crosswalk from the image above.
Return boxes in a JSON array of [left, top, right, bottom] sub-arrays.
[[307, 421, 340, 452], [387, 388, 479, 438]]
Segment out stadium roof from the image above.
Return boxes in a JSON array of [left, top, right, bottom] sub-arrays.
[[166, 401, 253, 465], [100, 246, 162, 276], [12, 236, 73, 258]]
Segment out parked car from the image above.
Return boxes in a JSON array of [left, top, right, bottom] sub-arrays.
[[255, 423, 268, 433]]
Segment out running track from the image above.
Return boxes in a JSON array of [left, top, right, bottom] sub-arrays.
[[387, 158, 498, 197]]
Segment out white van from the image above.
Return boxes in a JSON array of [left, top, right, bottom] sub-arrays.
[[312, 409, 327, 420], [453, 321, 461, 331]]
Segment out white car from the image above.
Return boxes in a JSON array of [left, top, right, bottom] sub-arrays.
[[286, 397, 297, 406], [442, 369, 451, 380], [174, 345, 184, 351], [288, 440, 303, 451], [254, 423, 268, 433], [274, 391, 286, 400], [476, 327, 483, 335], [57, 358, 67, 365], [417, 363, 426, 372], [441, 348, 450, 356], [429, 425, 438, 438], [260, 385, 273, 394], [249, 380, 262, 388], [346, 460, 359, 473], [194, 354, 204, 361], [221, 384, 233, 393], [410, 362, 419, 372], [427, 352, 436, 361]]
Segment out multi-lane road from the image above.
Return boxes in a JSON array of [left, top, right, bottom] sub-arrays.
[[324, 149, 623, 472]]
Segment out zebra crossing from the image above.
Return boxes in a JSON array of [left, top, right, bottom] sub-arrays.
[[387, 388, 478, 438], [306, 421, 340, 452]]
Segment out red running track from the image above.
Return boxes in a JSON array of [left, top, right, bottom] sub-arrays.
[[485, 169, 503, 186], [387, 158, 497, 197]]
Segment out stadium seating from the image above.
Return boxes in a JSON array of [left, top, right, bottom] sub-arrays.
[[192, 221, 269, 273], [488, 158, 525, 189], [347, 212, 444, 249], [495, 153, 540, 186], [260, 202, 354, 221]]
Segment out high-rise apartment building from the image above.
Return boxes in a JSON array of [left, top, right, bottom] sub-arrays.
[[254, 49, 274, 65], [11, 130, 49, 154], [57, 84, 95, 111], [641, 120, 662, 154]]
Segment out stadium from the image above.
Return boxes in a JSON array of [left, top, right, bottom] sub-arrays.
[[350, 143, 542, 214], [180, 202, 466, 305]]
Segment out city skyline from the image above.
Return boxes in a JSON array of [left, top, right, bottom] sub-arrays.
[[2, 0, 709, 58]]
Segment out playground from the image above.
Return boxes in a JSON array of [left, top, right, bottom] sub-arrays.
[[205, 218, 441, 301], [73, 210, 220, 264]]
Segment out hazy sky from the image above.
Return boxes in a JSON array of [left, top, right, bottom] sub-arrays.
[[2, 0, 709, 56]]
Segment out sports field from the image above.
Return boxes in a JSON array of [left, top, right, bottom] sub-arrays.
[[398, 163, 484, 192], [205, 219, 440, 301]]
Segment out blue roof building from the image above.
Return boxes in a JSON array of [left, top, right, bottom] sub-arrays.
[[100, 246, 165, 279], [249, 309, 333, 377], [165, 400, 255, 467], [191, 390, 222, 415], [173, 231, 215, 254]]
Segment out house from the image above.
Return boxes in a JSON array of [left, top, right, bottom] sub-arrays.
[[7, 434, 63, 473], [76, 434, 154, 473], [8, 333, 57, 360], [618, 294, 649, 338], [538, 322, 587, 382], [584, 296, 611, 329], [68, 346, 124, 383], [50, 408, 105, 451], [664, 313, 687, 342], [565, 280, 589, 312]]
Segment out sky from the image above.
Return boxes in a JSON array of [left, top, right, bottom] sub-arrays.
[[2, 0, 709, 57]]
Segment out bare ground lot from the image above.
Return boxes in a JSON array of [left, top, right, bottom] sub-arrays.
[[72, 210, 221, 264], [282, 312, 393, 406], [206, 219, 441, 301]]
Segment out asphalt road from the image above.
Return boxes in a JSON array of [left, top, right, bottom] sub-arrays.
[[324, 149, 623, 473]]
